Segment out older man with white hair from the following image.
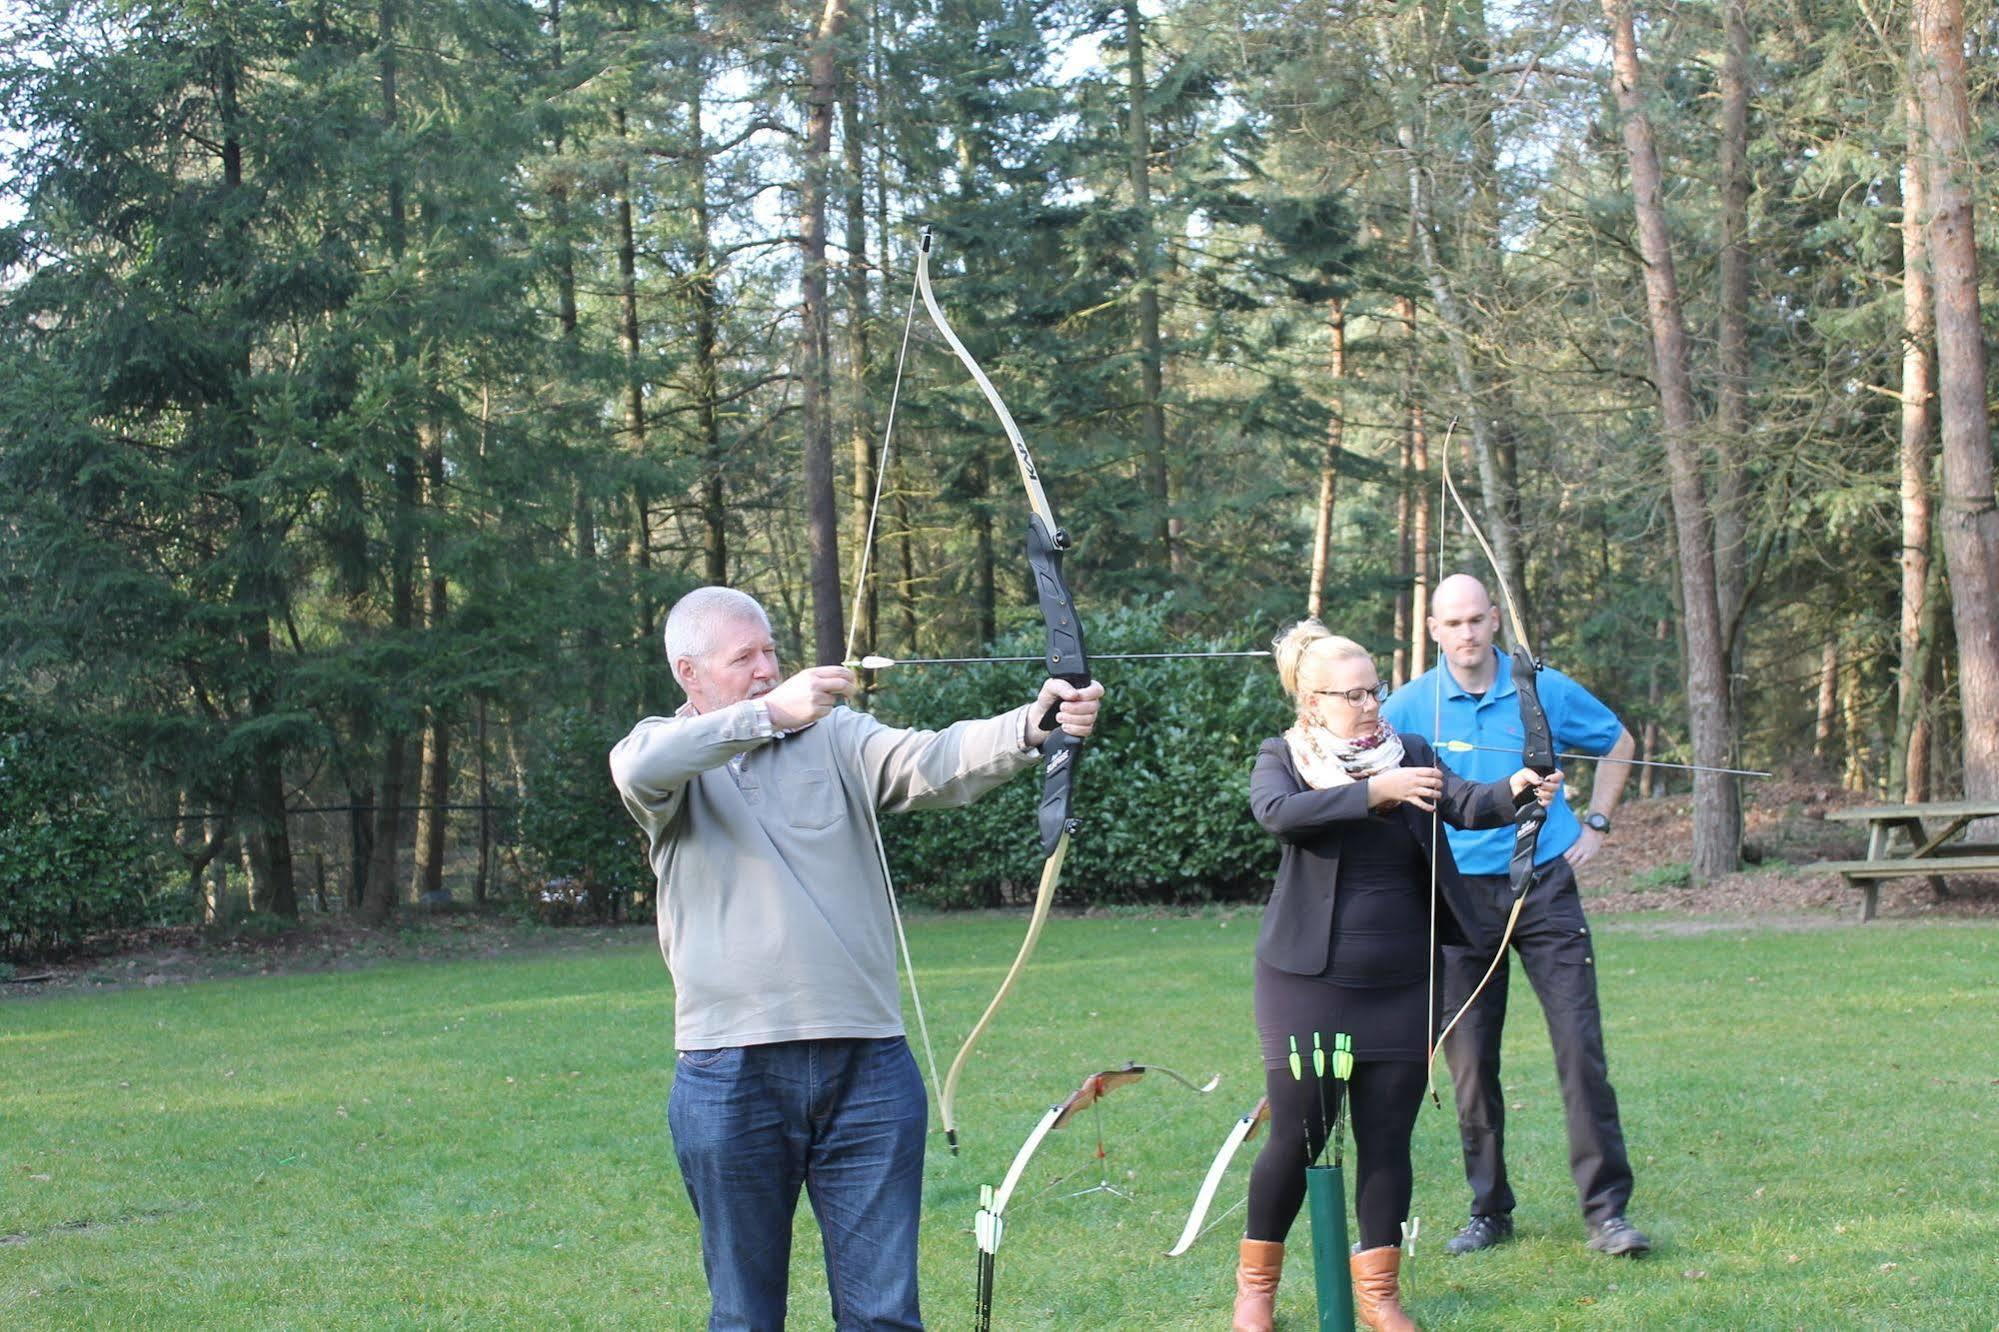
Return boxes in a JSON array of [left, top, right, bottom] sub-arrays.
[[611, 585, 1103, 1331]]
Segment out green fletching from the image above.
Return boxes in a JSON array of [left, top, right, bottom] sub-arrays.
[[1287, 1035, 1302, 1081]]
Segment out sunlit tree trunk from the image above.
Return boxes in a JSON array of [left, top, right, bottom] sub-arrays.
[[1713, 0, 1753, 661], [690, 54, 728, 586], [841, 60, 877, 658], [217, 30, 297, 918], [611, 96, 654, 666], [1123, 0, 1172, 573], [1601, 0, 1741, 882], [409, 430, 449, 904], [1895, 56, 1936, 803], [1307, 298, 1344, 619], [363, 0, 417, 925], [1913, 0, 1999, 799], [800, 0, 852, 663], [1402, 295, 1430, 676]]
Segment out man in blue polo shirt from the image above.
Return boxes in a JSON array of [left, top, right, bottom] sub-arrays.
[[1383, 573, 1650, 1258]]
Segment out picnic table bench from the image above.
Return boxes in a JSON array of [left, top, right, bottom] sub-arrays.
[[1810, 801, 1999, 921]]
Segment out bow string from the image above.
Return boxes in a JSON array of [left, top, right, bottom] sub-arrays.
[[856, 227, 1095, 1153], [1426, 430, 1559, 1095]]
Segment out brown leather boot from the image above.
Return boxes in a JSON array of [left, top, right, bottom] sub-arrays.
[[1231, 1238, 1284, 1332], [1350, 1244, 1418, 1331]]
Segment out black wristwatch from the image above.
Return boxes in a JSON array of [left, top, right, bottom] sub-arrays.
[[1584, 811, 1612, 834]]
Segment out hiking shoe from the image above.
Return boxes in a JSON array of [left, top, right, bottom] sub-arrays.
[[1444, 1214, 1514, 1255], [1586, 1215, 1652, 1256]]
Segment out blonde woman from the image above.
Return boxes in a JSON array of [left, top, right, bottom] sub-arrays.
[[1230, 622, 1560, 1332]]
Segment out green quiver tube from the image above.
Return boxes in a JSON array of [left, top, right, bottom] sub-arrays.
[[1305, 1164, 1353, 1331]]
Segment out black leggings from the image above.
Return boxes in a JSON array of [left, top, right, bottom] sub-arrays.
[[1245, 1058, 1427, 1250]]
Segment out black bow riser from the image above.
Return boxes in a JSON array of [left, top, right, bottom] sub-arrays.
[[1027, 513, 1090, 857]]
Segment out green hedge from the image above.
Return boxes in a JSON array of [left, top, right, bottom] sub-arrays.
[[871, 606, 1289, 906], [548, 607, 1293, 917], [0, 695, 157, 960], [517, 709, 654, 921]]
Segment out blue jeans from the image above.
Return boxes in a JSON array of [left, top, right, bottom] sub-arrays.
[[668, 1037, 927, 1331]]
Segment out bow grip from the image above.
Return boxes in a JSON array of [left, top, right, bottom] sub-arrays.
[[1026, 515, 1088, 707], [1037, 727, 1082, 858], [1506, 644, 1556, 900], [1509, 644, 1558, 803], [1026, 513, 1090, 857]]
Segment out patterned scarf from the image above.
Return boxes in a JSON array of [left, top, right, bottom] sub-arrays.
[[1283, 718, 1407, 791]]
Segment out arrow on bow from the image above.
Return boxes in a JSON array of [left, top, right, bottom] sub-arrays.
[[849, 649, 1269, 670], [1433, 739, 1770, 779]]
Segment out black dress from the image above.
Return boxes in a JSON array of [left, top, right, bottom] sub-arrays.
[[1245, 733, 1520, 1066], [1254, 803, 1435, 1063]]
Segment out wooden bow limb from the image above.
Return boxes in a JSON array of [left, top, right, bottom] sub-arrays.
[[1167, 1096, 1272, 1257], [1425, 423, 1557, 1104], [940, 833, 1070, 1153]]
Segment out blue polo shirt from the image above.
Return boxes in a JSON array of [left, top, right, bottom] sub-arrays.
[[1381, 651, 1623, 876]]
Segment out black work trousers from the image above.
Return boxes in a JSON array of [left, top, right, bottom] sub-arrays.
[[1439, 857, 1634, 1226]]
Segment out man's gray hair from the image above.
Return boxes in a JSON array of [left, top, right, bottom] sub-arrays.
[[663, 586, 770, 672]]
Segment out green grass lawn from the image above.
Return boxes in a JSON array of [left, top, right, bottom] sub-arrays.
[[4, 914, 1996, 1329]]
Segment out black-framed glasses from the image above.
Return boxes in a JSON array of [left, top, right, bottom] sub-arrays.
[[1310, 682, 1388, 707]]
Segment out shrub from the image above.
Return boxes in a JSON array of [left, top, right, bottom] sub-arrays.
[[0, 695, 158, 960], [516, 709, 654, 922], [1628, 861, 1693, 892], [872, 604, 1289, 907]]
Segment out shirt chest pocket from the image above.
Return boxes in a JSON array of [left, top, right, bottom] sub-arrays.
[[782, 767, 846, 831]]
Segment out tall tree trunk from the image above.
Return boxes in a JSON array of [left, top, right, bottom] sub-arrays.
[[1713, 0, 1753, 661], [690, 50, 728, 587], [475, 699, 492, 904], [841, 61, 877, 656], [1639, 616, 1669, 798], [409, 433, 450, 905], [1402, 295, 1431, 675], [1840, 656, 1871, 793], [1895, 60, 1937, 803], [365, 0, 417, 925], [1913, 0, 1999, 799], [1602, 0, 1741, 882], [1814, 637, 1838, 764], [1393, 418, 1413, 687], [1371, 14, 1524, 606], [365, 462, 419, 925], [348, 783, 373, 909], [216, 32, 298, 919], [1307, 298, 1345, 619], [1458, 0, 1530, 588], [1123, 0, 1173, 572], [1905, 550, 1946, 800], [869, 1, 916, 651], [1394, 125, 1526, 610], [549, 0, 605, 714], [612, 99, 655, 668], [801, 0, 853, 664]]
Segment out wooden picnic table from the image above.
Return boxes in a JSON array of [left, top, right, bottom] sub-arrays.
[[1811, 800, 1999, 921]]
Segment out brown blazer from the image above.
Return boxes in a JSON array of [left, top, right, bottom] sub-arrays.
[[1248, 732, 1520, 976]]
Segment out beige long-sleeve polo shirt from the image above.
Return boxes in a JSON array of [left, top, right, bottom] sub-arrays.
[[610, 700, 1040, 1050]]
